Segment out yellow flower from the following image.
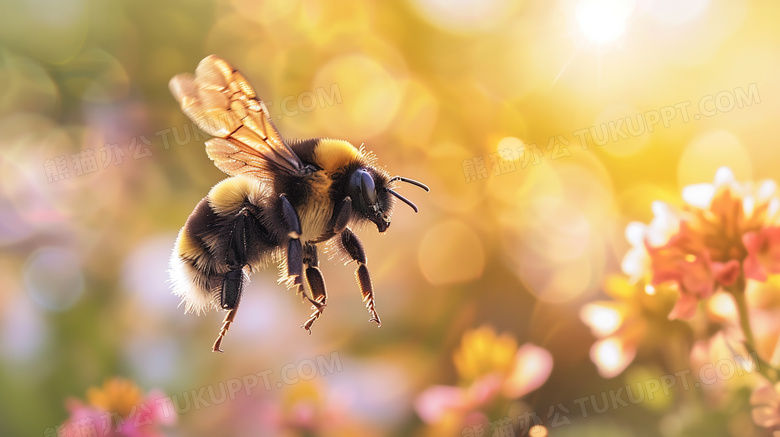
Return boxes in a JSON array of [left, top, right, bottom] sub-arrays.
[[453, 325, 518, 383], [416, 326, 553, 424], [86, 378, 144, 418]]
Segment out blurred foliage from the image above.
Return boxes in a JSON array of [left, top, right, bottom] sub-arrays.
[[1, 0, 780, 436]]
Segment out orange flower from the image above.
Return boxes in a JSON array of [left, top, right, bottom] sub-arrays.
[[628, 168, 780, 319], [86, 378, 144, 418]]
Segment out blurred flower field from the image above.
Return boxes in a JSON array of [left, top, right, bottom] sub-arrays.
[[2, 0, 780, 436]]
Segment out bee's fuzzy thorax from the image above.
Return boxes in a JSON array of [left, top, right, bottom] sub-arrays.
[[312, 138, 365, 173]]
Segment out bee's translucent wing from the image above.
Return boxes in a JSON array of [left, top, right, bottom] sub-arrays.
[[169, 55, 306, 178]]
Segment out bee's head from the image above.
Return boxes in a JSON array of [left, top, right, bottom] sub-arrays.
[[346, 168, 429, 233]]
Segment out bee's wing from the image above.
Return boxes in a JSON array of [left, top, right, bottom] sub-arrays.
[[169, 55, 307, 178]]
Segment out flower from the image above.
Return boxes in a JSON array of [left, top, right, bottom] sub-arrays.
[[233, 376, 379, 437], [744, 227, 780, 282], [580, 275, 677, 378], [751, 380, 780, 431], [624, 167, 780, 320], [55, 378, 175, 437], [414, 326, 553, 425], [622, 202, 682, 283], [690, 330, 759, 407]]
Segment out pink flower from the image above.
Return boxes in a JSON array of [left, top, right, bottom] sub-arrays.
[[743, 227, 780, 281], [414, 327, 553, 424], [690, 330, 758, 407], [751, 380, 780, 431], [415, 377, 502, 424], [57, 378, 175, 437], [626, 168, 780, 320]]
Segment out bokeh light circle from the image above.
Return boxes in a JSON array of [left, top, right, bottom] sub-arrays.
[[418, 220, 485, 286], [313, 54, 404, 139], [24, 246, 84, 312], [592, 104, 651, 157], [409, 0, 516, 33], [677, 130, 751, 188], [646, 0, 710, 26]]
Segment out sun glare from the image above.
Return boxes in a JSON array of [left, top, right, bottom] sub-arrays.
[[575, 0, 635, 44]]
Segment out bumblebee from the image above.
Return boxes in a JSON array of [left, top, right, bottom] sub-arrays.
[[168, 55, 428, 352]]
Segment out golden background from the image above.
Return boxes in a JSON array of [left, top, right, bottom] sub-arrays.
[[0, 0, 778, 435]]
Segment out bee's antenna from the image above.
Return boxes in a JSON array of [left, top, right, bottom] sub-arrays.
[[386, 188, 419, 213], [389, 176, 430, 192]]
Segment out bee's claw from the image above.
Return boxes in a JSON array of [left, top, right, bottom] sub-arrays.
[[300, 323, 314, 335], [301, 298, 326, 334]]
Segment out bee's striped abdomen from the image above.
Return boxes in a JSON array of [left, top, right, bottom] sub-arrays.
[[169, 177, 281, 314]]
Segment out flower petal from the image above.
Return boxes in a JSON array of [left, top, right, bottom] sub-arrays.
[[743, 231, 768, 282], [621, 247, 648, 282], [752, 405, 780, 428], [146, 390, 177, 426], [668, 293, 699, 320], [625, 222, 647, 246], [503, 344, 553, 398], [712, 259, 741, 287], [682, 183, 715, 209], [580, 302, 624, 337], [743, 228, 780, 282], [414, 385, 468, 424], [468, 374, 503, 405], [713, 167, 738, 191], [589, 337, 636, 378], [750, 382, 780, 407]]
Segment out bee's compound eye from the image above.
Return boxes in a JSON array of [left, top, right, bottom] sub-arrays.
[[360, 171, 377, 206], [350, 169, 377, 211]]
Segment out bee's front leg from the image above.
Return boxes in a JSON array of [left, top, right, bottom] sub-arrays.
[[340, 228, 381, 326], [300, 243, 328, 333], [280, 194, 303, 285], [332, 196, 352, 234]]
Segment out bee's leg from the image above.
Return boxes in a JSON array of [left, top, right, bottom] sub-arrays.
[[332, 196, 352, 234], [213, 267, 244, 352], [300, 243, 328, 333], [212, 305, 238, 353], [341, 228, 381, 326], [280, 194, 303, 285], [213, 208, 252, 353]]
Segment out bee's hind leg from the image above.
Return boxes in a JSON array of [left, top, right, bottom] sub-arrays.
[[212, 304, 238, 353], [300, 243, 328, 333], [213, 267, 246, 352], [212, 207, 254, 353]]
